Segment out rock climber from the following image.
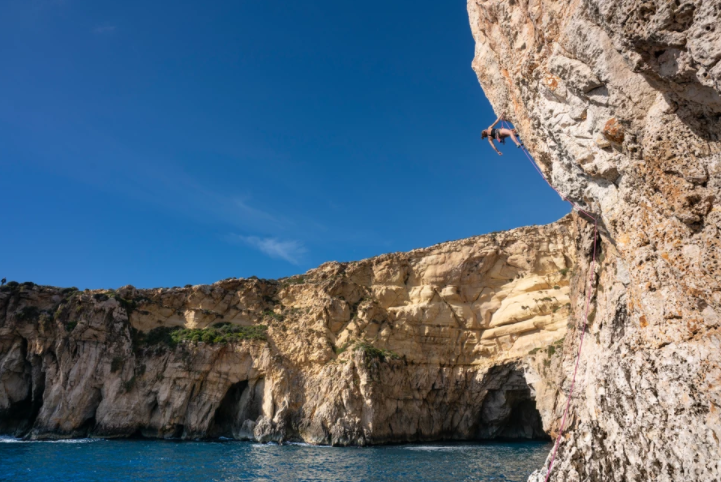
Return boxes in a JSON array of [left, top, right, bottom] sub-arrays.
[[0, 278, 5, 286], [481, 113, 522, 155]]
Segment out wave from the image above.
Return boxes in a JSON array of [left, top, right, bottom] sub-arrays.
[[285, 442, 332, 447], [0, 436, 100, 444], [403, 445, 478, 452]]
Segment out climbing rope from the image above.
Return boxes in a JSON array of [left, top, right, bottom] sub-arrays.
[[500, 120, 599, 481]]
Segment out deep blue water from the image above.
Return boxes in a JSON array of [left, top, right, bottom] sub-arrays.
[[0, 437, 550, 482]]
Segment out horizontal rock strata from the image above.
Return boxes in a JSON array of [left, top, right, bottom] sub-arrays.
[[0, 217, 583, 445]]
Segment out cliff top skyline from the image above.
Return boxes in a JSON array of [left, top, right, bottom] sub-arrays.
[[1, 0, 568, 289]]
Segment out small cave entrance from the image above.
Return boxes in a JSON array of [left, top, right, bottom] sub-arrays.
[[208, 378, 264, 440], [476, 367, 549, 441], [0, 349, 46, 437]]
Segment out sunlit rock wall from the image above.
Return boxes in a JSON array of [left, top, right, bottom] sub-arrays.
[[1, 218, 579, 445], [468, 0, 721, 480]]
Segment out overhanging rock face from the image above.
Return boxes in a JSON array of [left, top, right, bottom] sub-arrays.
[[468, 0, 721, 480]]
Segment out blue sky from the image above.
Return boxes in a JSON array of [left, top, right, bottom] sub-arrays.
[[0, 0, 569, 289]]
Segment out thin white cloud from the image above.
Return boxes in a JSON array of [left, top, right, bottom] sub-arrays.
[[93, 25, 117, 34], [228, 235, 307, 265], [233, 198, 281, 224]]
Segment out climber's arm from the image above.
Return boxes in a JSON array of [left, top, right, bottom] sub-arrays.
[[488, 113, 505, 130], [488, 136, 502, 156]]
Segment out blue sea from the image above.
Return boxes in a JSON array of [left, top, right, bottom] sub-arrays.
[[0, 437, 550, 481]]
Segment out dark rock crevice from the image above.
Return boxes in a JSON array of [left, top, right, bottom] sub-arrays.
[[208, 378, 264, 439], [476, 367, 549, 441], [0, 339, 46, 437]]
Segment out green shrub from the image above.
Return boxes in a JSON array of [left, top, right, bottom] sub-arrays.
[[133, 323, 268, 348], [66, 321, 78, 332], [354, 342, 400, 363], [553, 285, 560, 290], [110, 357, 124, 373], [263, 310, 285, 322], [16, 306, 40, 322], [281, 276, 305, 287], [262, 295, 279, 305], [39, 311, 54, 325], [334, 342, 351, 355], [139, 326, 178, 347], [117, 297, 137, 316]]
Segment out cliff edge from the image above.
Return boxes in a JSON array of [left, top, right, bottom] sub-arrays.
[[468, 0, 720, 480], [2, 217, 583, 445]]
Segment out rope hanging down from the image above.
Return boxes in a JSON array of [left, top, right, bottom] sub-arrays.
[[500, 120, 599, 482]]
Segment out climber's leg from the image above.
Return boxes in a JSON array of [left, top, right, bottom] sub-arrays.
[[509, 129, 522, 148]]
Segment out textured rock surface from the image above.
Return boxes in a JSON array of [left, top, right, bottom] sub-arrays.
[[1, 217, 581, 445], [468, 0, 721, 480]]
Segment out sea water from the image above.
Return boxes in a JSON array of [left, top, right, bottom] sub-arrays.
[[0, 437, 550, 482]]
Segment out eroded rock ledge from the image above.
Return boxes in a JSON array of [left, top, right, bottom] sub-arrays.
[[468, 0, 720, 480], [1, 216, 586, 445]]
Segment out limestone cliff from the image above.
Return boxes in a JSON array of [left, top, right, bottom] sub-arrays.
[[468, 0, 720, 480], [1, 217, 581, 445]]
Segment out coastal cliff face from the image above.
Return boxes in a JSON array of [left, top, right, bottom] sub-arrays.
[[1, 218, 581, 445], [468, 0, 721, 480]]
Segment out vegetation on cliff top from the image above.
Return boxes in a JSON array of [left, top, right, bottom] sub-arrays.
[[132, 322, 268, 348]]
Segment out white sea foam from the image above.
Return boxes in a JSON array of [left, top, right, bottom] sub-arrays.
[[404, 445, 476, 452], [0, 436, 99, 444], [286, 442, 331, 447], [47, 439, 100, 444]]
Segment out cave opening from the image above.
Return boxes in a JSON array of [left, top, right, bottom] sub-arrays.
[[212, 380, 248, 435], [0, 348, 46, 438], [208, 379, 264, 439], [476, 367, 550, 441]]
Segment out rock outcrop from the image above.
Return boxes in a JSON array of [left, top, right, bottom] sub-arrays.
[[3, 2, 718, 479], [1, 217, 581, 445], [468, 0, 720, 480]]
